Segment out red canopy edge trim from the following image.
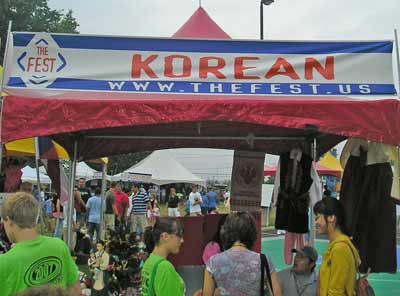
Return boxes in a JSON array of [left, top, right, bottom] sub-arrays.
[[2, 95, 400, 146], [3, 89, 372, 101]]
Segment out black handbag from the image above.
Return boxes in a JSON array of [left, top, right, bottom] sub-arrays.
[[260, 253, 274, 296]]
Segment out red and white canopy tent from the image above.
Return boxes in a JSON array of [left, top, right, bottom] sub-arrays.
[[1, 7, 400, 251], [2, 7, 400, 158]]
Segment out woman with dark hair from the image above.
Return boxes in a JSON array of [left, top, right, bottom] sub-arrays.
[[202, 215, 227, 264], [141, 217, 185, 296], [202, 212, 281, 296], [314, 197, 361, 296]]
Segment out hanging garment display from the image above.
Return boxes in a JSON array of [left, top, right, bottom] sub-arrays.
[[340, 139, 397, 273], [275, 149, 313, 234]]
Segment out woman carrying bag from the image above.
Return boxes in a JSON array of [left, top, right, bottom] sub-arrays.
[[201, 212, 281, 296], [314, 197, 361, 296]]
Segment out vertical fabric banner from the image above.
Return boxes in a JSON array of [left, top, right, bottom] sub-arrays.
[[230, 150, 265, 212]]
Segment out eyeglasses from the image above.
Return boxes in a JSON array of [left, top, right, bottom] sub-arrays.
[[314, 214, 323, 221], [170, 231, 184, 238]]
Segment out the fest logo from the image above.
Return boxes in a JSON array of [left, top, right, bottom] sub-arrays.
[[16, 33, 67, 88]]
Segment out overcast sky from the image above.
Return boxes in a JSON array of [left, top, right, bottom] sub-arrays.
[[48, 0, 398, 180], [49, 0, 399, 40]]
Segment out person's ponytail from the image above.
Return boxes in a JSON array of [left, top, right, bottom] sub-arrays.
[[144, 226, 155, 253]]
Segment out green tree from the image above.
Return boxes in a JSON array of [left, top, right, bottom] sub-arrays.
[[87, 152, 152, 176], [0, 0, 79, 64]]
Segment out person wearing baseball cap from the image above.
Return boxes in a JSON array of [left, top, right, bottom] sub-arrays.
[[277, 246, 318, 296]]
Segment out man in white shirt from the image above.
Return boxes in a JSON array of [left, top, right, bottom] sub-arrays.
[[189, 184, 202, 216]]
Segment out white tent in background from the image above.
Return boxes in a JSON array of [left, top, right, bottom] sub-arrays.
[[117, 150, 206, 186], [22, 166, 52, 184], [76, 162, 112, 181]]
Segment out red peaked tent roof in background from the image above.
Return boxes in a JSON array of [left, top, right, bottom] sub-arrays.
[[264, 163, 341, 178], [173, 7, 231, 39]]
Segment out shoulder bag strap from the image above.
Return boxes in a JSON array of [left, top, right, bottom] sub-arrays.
[[333, 241, 360, 295], [148, 258, 165, 296], [260, 253, 274, 295], [335, 241, 360, 274]]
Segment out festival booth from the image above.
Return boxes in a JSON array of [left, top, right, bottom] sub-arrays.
[[2, 137, 109, 189], [21, 165, 51, 184], [75, 161, 112, 181], [1, 6, 400, 294], [114, 150, 205, 186]]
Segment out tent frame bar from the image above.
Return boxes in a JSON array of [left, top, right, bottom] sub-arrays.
[[86, 135, 306, 141]]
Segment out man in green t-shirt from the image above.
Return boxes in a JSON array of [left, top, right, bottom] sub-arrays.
[[0, 192, 81, 296]]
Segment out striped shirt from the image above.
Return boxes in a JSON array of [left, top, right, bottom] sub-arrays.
[[130, 188, 149, 215]]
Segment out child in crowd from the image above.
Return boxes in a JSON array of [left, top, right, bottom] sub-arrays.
[[202, 215, 227, 264], [147, 192, 160, 225]]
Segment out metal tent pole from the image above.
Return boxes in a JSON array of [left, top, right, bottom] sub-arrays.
[[34, 137, 45, 233], [67, 140, 78, 250], [99, 162, 107, 240], [309, 137, 317, 247], [0, 21, 13, 175], [266, 206, 270, 227], [394, 29, 400, 96]]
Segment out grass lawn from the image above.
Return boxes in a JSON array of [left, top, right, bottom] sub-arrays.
[[157, 201, 230, 216]]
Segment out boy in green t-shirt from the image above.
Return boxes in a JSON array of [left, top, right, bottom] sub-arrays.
[[0, 192, 81, 296]]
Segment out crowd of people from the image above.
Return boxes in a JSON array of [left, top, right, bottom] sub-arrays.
[[0, 177, 363, 296]]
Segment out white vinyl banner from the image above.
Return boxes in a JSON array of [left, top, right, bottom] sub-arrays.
[[3, 32, 396, 96]]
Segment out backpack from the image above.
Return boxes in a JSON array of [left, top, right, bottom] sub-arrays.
[[341, 241, 375, 296]]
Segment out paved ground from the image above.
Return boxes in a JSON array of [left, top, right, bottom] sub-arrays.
[[262, 236, 400, 296]]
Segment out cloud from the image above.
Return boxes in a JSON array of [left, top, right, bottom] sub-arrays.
[[49, 0, 399, 40]]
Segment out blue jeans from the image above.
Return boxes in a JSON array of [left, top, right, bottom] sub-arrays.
[[77, 212, 87, 227], [88, 222, 101, 247], [53, 218, 63, 238]]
